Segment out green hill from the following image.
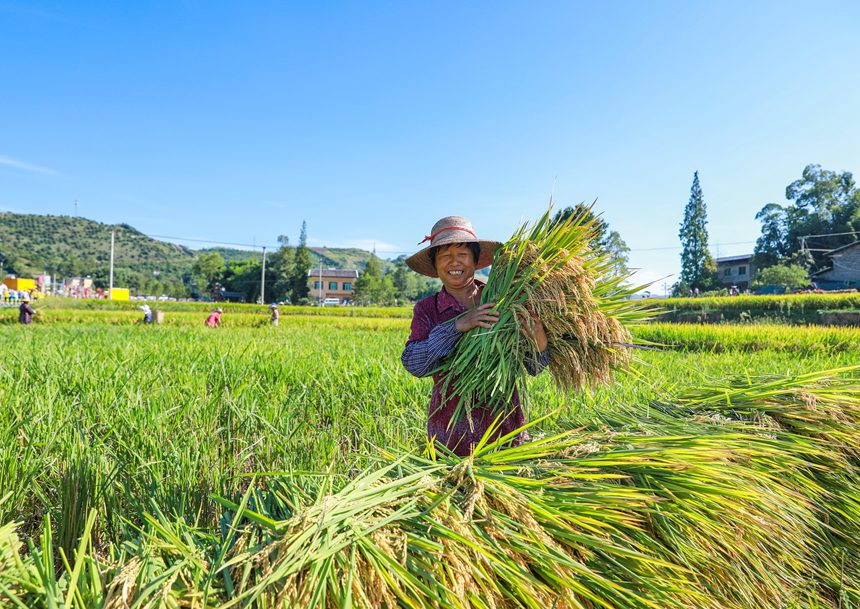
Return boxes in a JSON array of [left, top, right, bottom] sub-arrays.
[[309, 247, 394, 273], [0, 213, 196, 293], [0, 212, 394, 297]]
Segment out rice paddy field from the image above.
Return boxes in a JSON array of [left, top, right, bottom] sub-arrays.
[[2, 301, 860, 607]]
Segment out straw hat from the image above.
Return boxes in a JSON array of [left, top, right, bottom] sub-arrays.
[[405, 216, 500, 278], [215, 307, 223, 313], [22, 293, 31, 302]]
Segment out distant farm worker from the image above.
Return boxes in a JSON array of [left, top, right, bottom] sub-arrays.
[[401, 216, 551, 457], [205, 307, 223, 328], [19, 293, 36, 325], [269, 303, 280, 326], [140, 304, 153, 324]]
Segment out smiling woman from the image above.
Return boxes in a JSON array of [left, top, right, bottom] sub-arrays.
[[401, 216, 551, 456]]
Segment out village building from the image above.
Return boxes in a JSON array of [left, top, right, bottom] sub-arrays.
[[811, 241, 860, 290], [62, 276, 94, 298], [715, 254, 755, 290], [2, 276, 36, 292], [307, 269, 358, 304]]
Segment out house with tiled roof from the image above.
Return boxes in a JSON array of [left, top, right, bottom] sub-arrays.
[[307, 269, 359, 303], [716, 254, 755, 290]]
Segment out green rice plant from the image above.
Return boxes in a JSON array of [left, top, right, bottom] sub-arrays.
[[647, 367, 860, 606], [2, 311, 860, 607], [634, 322, 860, 354], [442, 208, 654, 425], [656, 292, 860, 325], [1, 412, 849, 608], [22, 296, 413, 317]]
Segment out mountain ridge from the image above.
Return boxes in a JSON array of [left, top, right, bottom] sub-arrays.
[[0, 212, 390, 294]]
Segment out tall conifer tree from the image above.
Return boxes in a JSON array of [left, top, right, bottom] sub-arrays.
[[290, 221, 312, 303], [678, 172, 715, 291]]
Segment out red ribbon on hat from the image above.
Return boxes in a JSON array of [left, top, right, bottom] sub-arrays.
[[418, 226, 477, 245]]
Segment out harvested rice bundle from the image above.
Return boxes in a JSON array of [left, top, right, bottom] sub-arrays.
[[666, 367, 860, 605], [209, 422, 823, 608], [442, 208, 653, 423]]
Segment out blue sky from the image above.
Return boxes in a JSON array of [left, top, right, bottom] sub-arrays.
[[2, 1, 858, 292]]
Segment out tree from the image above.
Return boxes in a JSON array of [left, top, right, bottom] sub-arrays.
[[269, 235, 295, 303], [354, 249, 382, 305], [752, 203, 789, 269], [678, 172, 717, 291], [221, 259, 262, 302], [290, 221, 312, 304], [753, 165, 860, 271], [192, 252, 224, 294], [752, 264, 810, 291], [551, 203, 630, 275], [376, 274, 397, 305]]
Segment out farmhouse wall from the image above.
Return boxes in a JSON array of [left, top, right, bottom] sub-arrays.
[[307, 269, 358, 302], [716, 257, 755, 288], [818, 247, 860, 282]]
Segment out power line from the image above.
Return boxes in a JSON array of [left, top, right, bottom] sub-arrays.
[[141, 234, 760, 256], [145, 233, 276, 250], [799, 231, 859, 239]]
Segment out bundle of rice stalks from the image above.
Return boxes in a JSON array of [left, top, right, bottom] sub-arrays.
[[662, 366, 860, 605], [441, 208, 653, 425], [180, 426, 831, 608]]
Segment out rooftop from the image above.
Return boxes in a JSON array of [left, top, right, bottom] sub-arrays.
[[825, 240, 860, 257], [307, 269, 359, 278], [716, 254, 753, 264]]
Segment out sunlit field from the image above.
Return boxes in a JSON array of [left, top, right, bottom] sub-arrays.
[[2, 306, 859, 607]]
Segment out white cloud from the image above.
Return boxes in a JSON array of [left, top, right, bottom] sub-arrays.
[[0, 155, 56, 175], [308, 237, 403, 254]]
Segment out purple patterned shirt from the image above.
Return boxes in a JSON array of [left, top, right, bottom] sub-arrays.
[[401, 283, 550, 456]]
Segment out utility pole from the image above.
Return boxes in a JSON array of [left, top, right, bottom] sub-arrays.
[[319, 259, 323, 305], [109, 229, 115, 298], [260, 246, 267, 304]]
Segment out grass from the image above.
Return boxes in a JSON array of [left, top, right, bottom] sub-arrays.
[[1, 309, 859, 606], [636, 321, 860, 353], [8, 295, 413, 317], [656, 292, 860, 324]]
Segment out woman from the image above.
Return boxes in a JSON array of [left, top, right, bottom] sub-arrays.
[[19, 293, 36, 325], [402, 216, 550, 456], [205, 307, 223, 328]]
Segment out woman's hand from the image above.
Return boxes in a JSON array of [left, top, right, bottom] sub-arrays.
[[520, 311, 548, 352], [455, 302, 499, 332]]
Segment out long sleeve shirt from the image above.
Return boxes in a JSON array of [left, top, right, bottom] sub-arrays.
[[401, 284, 550, 456], [19, 303, 35, 325]]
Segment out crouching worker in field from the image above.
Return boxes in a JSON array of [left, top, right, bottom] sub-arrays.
[[401, 216, 551, 457], [140, 304, 153, 324], [205, 307, 223, 328]]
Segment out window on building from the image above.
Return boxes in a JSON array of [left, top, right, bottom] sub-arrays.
[[313, 281, 321, 289], [328, 281, 338, 290], [738, 266, 747, 275], [724, 268, 731, 276], [343, 282, 352, 291]]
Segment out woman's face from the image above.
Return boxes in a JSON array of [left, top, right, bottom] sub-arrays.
[[434, 243, 477, 291]]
